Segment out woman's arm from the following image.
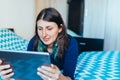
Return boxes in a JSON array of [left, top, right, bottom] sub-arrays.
[[63, 37, 79, 79], [37, 37, 79, 80]]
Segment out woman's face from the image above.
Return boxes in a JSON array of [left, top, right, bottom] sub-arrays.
[[37, 20, 62, 47]]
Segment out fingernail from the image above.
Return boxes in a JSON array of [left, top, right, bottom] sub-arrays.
[[37, 67, 40, 70]]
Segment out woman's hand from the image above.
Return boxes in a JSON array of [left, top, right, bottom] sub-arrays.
[[37, 64, 71, 80], [0, 59, 14, 80]]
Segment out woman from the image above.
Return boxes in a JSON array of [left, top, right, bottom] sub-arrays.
[[0, 7, 78, 80]]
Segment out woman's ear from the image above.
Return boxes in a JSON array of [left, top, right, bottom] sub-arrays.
[[60, 24, 63, 27], [58, 24, 63, 33], [58, 27, 62, 33]]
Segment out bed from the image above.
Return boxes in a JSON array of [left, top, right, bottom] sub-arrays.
[[0, 29, 28, 51]]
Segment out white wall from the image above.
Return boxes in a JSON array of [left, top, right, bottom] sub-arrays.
[[0, 0, 35, 40], [104, 0, 120, 50], [84, 0, 120, 50], [50, 0, 68, 26], [35, 0, 68, 27], [84, 0, 107, 39], [0, 0, 68, 40]]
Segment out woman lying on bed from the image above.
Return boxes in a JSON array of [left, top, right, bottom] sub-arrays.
[[0, 7, 78, 80]]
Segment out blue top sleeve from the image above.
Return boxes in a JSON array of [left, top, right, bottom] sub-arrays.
[[63, 36, 79, 79]]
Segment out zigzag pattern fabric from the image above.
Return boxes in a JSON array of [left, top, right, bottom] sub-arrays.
[[74, 51, 120, 80], [0, 29, 28, 51]]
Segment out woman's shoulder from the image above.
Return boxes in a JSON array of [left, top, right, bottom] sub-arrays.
[[29, 36, 35, 43], [27, 36, 35, 51], [68, 35, 78, 45], [66, 35, 79, 52]]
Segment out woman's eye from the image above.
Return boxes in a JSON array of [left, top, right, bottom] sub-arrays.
[[38, 28, 42, 30], [48, 28, 53, 30]]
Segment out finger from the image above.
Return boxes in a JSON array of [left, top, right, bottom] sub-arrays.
[[1, 72, 14, 80], [51, 64, 60, 71], [0, 64, 10, 71], [37, 72, 58, 80], [51, 64, 57, 69], [38, 65, 60, 79], [38, 67, 54, 78], [50, 64, 60, 72], [41, 65, 59, 74], [37, 67, 59, 79], [1, 68, 13, 75], [0, 59, 3, 64], [41, 66, 53, 72], [37, 71, 49, 80]]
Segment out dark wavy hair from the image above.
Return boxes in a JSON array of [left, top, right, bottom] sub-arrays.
[[33, 7, 69, 58]]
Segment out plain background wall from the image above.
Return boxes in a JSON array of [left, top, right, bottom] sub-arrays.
[[35, 0, 68, 26], [83, 0, 107, 39], [0, 0, 68, 40], [0, 0, 35, 40]]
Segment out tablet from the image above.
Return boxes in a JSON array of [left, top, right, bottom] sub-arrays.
[[0, 50, 51, 80]]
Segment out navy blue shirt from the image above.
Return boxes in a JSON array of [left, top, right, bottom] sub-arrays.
[[27, 36, 79, 79]]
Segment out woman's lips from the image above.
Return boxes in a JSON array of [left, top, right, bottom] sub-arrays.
[[43, 38, 49, 42]]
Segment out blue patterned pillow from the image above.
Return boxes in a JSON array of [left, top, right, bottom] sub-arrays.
[[74, 51, 120, 80], [0, 29, 28, 51]]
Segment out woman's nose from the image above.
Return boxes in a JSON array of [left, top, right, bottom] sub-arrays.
[[42, 30, 47, 37]]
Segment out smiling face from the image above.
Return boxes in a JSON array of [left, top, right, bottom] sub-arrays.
[[37, 19, 62, 47]]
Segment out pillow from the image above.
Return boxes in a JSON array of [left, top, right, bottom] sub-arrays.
[[0, 29, 28, 51]]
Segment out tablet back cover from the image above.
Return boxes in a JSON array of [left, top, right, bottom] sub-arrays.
[[0, 50, 51, 80]]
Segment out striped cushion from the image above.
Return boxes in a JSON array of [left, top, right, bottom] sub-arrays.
[[74, 51, 120, 80], [0, 29, 28, 51]]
